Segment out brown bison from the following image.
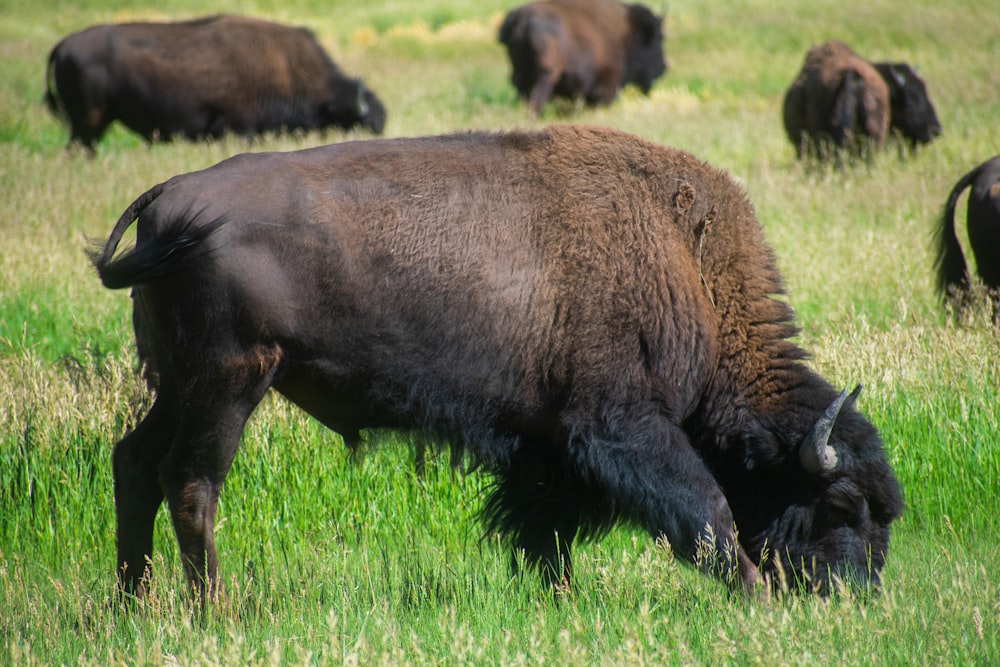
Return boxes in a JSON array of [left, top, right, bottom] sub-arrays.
[[936, 155, 1000, 321], [783, 40, 890, 160], [872, 62, 942, 150], [93, 125, 901, 601], [45, 15, 386, 152], [498, 0, 667, 116]]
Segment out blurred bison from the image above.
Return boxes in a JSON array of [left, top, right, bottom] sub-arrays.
[[783, 40, 890, 160], [93, 125, 901, 602], [872, 62, 941, 150], [936, 155, 1000, 321], [499, 0, 667, 116], [45, 15, 385, 152]]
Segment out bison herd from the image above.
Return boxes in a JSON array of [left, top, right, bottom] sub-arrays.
[[35, 2, 993, 604]]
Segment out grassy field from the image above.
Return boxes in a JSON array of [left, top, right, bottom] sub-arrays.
[[2, 0, 998, 664]]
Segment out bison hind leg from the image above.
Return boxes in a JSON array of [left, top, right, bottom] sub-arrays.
[[113, 394, 177, 601]]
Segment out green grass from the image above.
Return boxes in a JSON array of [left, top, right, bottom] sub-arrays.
[[2, 0, 999, 664]]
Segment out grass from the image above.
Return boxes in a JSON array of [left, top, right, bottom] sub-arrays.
[[2, 0, 999, 664]]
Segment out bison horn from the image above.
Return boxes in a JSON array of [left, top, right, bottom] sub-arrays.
[[799, 388, 849, 474], [356, 79, 369, 116]]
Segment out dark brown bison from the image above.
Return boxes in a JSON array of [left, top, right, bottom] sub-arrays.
[[783, 40, 890, 160], [936, 155, 1000, 321], [872, 62, 941, 150], [93, 125, 901, 602], [498, 0, 667, 116], [45, 15, 386, 152]]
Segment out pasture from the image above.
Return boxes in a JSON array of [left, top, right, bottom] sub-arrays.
[[1, 0, 998, 664]]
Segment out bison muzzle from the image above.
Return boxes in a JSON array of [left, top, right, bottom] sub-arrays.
[[93, 125, 902, 602]]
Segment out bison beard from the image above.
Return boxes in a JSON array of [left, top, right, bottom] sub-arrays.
[[93, 125, 902, 602]]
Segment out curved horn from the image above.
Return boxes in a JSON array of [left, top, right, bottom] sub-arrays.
[[355, 79, 369, 116], [799, 388, 849, 474]]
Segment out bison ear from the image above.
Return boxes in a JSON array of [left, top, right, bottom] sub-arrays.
[[799, 388, 853, 475]]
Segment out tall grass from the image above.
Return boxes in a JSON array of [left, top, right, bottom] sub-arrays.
[[2, 0, 998, 664]]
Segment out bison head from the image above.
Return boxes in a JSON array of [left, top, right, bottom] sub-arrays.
[[623, 4, 668, 94], [324, 77, 386, 135], [874, 62, 941, 146], [722, 385, 904, 595]]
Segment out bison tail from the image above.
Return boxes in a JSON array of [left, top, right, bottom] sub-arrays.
[[934, 164, 980, 299], [90, 183, 208, 290], [832, 70, 862, 145], [43, 47, 62, 119]]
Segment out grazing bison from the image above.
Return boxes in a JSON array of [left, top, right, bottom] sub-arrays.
[[783, 40, 890, 160], [93, 125, 902, 601], [45, 15, 386, 152], [498, 0, 667, 116], [872, 62, 941, 150], [936, 155, 1000, 321]]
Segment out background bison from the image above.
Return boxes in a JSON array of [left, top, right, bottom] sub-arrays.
[[93, 125, 901, 601], [936, 155, 1000, 321], [499, 0, 667, 116], [44, 14, 386, 152], [783, 40, 890, 160]]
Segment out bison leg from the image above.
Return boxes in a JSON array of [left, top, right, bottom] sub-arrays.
[[577, 416, 761, 593], [528, 69, 559, 118], [113, 394, 177, 600], [157, 352, 280, 601], [484, 451, 580, 590]]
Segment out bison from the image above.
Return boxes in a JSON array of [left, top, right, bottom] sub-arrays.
[[498, 0, 667, 117], [782, 40, 890, 160], [45, 15, 386, 152], [936, 155, 1000, 321], [872, 62, 942, 150], [93, 125, 902, 602]]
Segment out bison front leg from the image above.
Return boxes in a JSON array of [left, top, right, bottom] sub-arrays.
[[577, 416, 761, 594], [528, 71, 559, 117], [484, 451, 581, 591]]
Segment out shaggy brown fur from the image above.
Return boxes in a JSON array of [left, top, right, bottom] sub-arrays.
[[94, 125, 901, 601], [782, 40, 890, 160]]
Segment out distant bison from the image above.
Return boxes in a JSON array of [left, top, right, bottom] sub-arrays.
[[499, 0, 667, 116], [93, 125, 901, 602], [783, 40, 890, 160], [936, 155, 1000, 321], [872, 62, 941, 150], [45, 15, 385, 152]]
